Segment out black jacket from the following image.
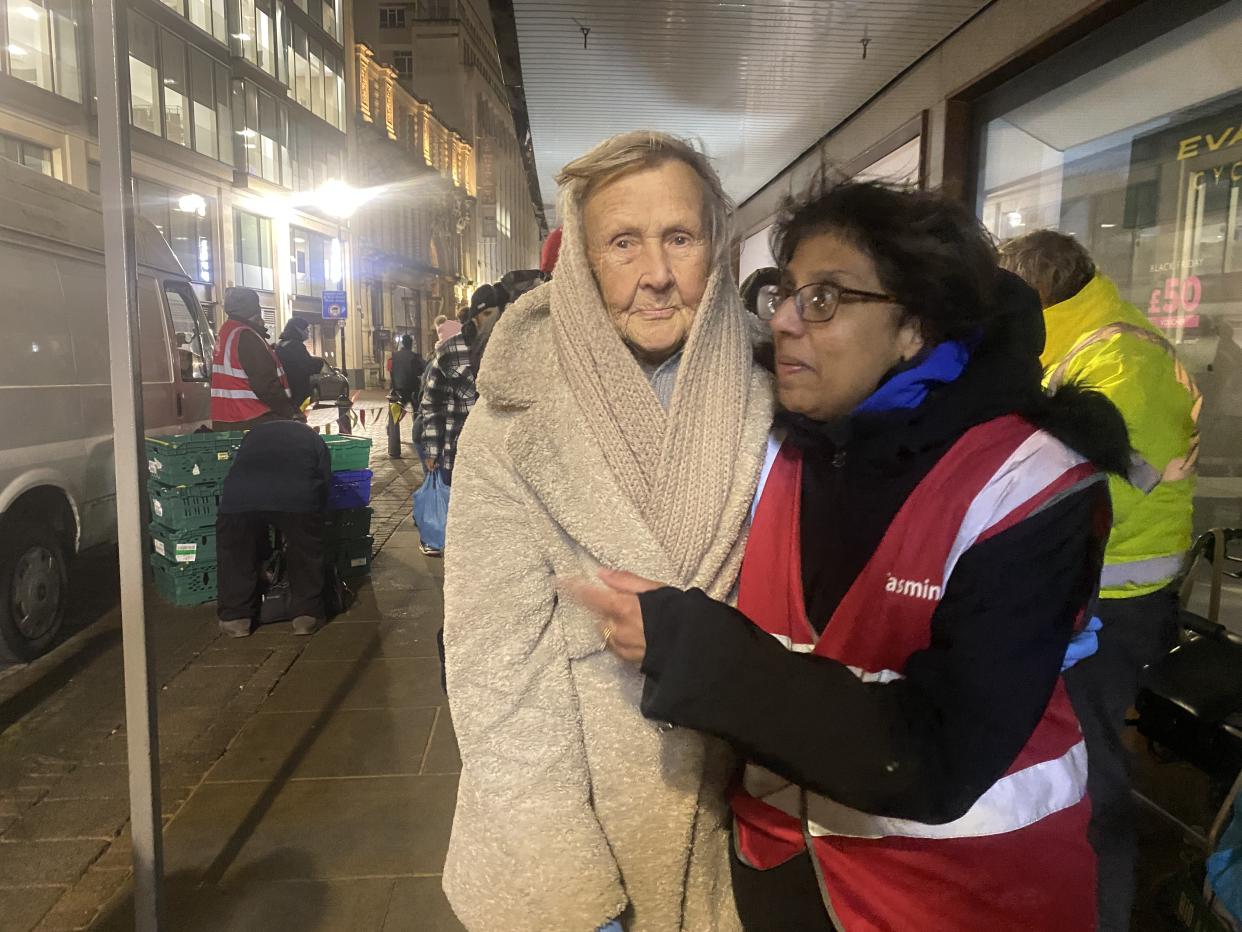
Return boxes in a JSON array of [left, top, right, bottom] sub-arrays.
[[638, 272, 1129, 826], [219, 420, 332, 515], [275, 335, 323, 409], [390, 347, 425, 399]]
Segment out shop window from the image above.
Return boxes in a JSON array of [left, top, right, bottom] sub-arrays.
[[975, 1, 1242, 518], [0, 131, 53, 176], [378, 5, 405, 28], [393, 49, 412, 79], [234, 209, 274, 291], [4, 0, 80, 101]]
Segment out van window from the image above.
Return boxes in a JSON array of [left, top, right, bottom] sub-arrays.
[[165, 282, 214, 381]]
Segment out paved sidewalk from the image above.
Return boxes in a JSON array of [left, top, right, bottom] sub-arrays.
[[0, 413, 465, 930]]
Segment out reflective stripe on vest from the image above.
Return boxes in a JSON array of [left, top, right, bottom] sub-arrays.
[[210, 319, 288, 423], [1100, 553, 1186, 588], [734, 417, 1098, 845]]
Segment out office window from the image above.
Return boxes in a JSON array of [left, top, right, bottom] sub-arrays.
[[234, 210, 274, 291], [308, 40, 323, 119], [393, 49, 412, 79], [215, 62, 232, 165], [0, 132, 53, 176], [134, 177, 214, 283], [232, 0, 256, 62], [5, 0, 80, 101], [255, 0, 275, 76], [378, 6, 405, 28], [323, 52, 338, 129], [323, 0, 339, 41], [190, 48, 217, 159], [292, 26, 310, 109], [233, 79, 290, 186], [129, 13, 161, 136], [160, 31, 190, 147], [290, 227, 340, 297]]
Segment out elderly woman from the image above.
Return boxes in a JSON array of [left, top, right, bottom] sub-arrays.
[[571, 180, 1132, 931], [440, 132, 773, 930]]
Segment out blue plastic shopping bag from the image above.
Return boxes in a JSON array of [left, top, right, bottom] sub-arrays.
[[412, 468, 450, 551]]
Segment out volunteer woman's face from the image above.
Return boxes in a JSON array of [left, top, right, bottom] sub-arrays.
[[771, 232, 924, 420]]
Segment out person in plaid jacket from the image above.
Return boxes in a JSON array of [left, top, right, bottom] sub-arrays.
[[419, 324, 478, 483]]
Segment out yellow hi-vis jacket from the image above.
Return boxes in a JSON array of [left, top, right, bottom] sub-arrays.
[[1041, 274, 1200, 599]]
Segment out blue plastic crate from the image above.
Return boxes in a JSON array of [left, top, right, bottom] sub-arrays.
[[328, 469, 373, 510]]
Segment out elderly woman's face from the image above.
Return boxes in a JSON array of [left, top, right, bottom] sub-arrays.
[[583, 160, 710, 364], [771, 232, 924, 420]]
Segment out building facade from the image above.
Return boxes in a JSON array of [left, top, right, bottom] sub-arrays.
[[350, 41, 474, 380], [0, 0, 364, 382], [352, 0, 541, 286], [735, 0, 1239, 535]]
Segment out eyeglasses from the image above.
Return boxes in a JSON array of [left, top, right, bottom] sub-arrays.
[[756, 281, 896, 323]]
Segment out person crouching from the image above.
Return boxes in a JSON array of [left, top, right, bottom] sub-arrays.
[[216, 420, 333, 637]]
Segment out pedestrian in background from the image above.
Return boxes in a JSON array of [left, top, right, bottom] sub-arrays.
[[275, 317, 324, 410], [211, 287, 303, 431], [216, 420, 332, 638], [441, 131, 773, 932], [416, 309, 477, 558], [390, 333, 425, 407], [1000, 230, 1199, 932]]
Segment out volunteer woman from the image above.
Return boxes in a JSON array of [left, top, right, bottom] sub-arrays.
[[568, 179, 1130, 931]]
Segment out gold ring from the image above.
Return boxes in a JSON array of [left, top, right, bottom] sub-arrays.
[[601, 624, 616, 647]]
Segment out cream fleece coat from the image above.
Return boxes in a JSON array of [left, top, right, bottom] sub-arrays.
[[441, 287, 774, 931]]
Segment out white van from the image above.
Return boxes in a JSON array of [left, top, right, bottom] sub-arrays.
[[0, 158, 214, 661]]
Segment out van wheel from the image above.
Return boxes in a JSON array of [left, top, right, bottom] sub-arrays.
[[0, 519, 68, 663]]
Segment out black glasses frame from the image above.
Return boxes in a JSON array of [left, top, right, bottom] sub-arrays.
[[757, 280, 896, 323]]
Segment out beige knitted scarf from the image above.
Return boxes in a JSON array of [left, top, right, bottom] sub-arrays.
[[549, 191, 753, 586]]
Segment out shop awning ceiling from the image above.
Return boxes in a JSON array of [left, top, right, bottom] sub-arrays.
[[511, 0, 989, 220]]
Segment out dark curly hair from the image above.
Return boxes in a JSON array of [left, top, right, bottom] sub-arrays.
[[771, 176, 1000, 345]]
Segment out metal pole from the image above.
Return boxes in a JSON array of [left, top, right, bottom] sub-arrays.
[[91, 0, 165, 928]]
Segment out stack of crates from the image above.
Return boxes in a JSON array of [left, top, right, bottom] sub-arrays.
[[322, 435, 374, 578], [145, 432, 243, 605]]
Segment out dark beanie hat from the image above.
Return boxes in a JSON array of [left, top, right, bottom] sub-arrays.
[[224, 287, 262, 320], [468, 283, 505, 319]]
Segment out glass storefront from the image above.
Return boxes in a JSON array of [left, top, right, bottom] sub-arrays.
[[975, 1, 1242, 530]]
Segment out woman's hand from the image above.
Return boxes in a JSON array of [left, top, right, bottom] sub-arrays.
[[559, 568, 665, 664]]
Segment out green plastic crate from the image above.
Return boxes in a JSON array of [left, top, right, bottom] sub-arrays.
[[146, 432, 243, 485], [324, 507, 372, 544], [323, 435, 372, 472], [327, 535, 373, 578], [150, 554, 217, 605], [149, 523, 216, 564], [148, 481, 220, 530]]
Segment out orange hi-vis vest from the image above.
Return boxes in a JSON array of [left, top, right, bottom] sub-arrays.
[[731, 414, 1104, 931], [210, 318, 288, 424]]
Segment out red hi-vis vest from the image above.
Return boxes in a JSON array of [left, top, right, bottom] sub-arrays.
[[210, 318, 289, 424], [732, 415, 1103, 932]]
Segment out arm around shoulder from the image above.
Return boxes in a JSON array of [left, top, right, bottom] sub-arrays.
[[441, 406, 626, 931]]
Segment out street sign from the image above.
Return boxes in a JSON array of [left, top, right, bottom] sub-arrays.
[[322, 290, 347, 320]]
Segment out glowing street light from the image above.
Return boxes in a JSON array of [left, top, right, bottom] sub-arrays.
[[304, 179, 381, 219]]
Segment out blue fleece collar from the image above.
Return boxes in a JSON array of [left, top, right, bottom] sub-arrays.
[[853, 340, 971, 415]]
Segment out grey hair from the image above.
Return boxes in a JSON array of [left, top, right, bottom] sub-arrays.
[[997, 230, 1096, 309], [555, 131, 733, 263]]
